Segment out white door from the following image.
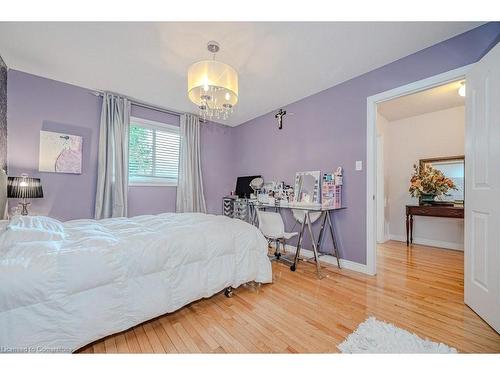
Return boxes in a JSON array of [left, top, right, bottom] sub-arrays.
[[464, 42, 500, 333]]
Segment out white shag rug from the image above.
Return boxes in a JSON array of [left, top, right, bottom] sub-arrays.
[[338, 317, 458, 353]]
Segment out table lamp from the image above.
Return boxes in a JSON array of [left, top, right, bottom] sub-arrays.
[[7, 174, 43, 216]]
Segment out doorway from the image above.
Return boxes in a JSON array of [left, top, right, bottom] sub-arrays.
[[368, 43, 500, 334], [366, 65, 470, 276], [376, 80, 465, 251]]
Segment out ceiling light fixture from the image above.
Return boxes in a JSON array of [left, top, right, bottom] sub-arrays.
[[187, 41, 239, 121], [458, 82, 466, 97]]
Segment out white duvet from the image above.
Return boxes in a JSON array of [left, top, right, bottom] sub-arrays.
[[0, 213, 272, 353]]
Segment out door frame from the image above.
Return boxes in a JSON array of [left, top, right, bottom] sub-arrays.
[[366, 64, 472, 276], [376, 134, 386, 243]]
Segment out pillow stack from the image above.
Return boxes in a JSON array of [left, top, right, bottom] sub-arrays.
[[0, 216, 66, 248]]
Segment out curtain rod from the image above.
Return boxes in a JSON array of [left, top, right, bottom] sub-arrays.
[[89, 90, 206, 122]]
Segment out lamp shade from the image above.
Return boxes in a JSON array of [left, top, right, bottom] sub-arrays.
[[7, 176, 44, 199], [187, 60, 238, 107]]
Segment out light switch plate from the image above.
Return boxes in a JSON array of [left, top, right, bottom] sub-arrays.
[[355, 160, 363, 171]]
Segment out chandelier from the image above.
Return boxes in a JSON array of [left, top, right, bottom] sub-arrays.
[[187, 41, 238, 121]]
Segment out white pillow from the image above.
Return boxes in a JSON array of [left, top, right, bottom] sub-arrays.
[[0, 216, 66, 248], [9, 215, 65, 232]]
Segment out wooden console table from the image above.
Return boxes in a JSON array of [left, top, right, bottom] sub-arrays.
[[405, 205, 464, 246]]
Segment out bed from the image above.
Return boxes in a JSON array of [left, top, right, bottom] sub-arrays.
[[0, 213, 272, 353]]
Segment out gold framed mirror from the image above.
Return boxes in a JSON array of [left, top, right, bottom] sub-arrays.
[[419, 155, 464, 205]]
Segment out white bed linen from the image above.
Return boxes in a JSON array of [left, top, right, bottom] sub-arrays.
[[1, 216, 66, 247], [0, 213, 272, 353]]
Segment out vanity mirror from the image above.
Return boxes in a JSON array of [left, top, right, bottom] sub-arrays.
[[293, 170, 322, 225], [294, 171, 321, 204]]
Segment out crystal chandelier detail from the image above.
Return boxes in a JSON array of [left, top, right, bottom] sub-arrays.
[[187, 41, 239, 121]]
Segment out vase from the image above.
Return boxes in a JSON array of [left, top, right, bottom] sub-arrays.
[[420, 193, 437, 205]]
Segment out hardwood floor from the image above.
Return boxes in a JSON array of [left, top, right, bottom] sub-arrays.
[[78, 241, 500, 353]]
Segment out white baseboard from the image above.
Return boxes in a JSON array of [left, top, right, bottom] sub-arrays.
[[377, 234, 391, 244], [283, 244, 370, 275], [388, 234, 464, 251]]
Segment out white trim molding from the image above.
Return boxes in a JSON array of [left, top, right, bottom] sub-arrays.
[[366, 64, 473, 276], [130, 116, 179, 132], [284, 245, 370, 274], [388, 235, 464, 251]]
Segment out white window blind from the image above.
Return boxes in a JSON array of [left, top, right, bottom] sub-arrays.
[[128, 117, 180, 186]]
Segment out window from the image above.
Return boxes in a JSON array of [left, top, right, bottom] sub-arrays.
[[128, 117, 180, 186]]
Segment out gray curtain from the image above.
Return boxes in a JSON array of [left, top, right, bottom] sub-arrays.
[[176, 114, 207, 213], [94, 93, 131, 219]]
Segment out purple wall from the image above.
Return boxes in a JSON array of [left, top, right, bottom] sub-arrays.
[[200, 121, 235, 214], [7, 71, 101, 221], [7, 70, 234, 220], [231, 22, 500, 265]]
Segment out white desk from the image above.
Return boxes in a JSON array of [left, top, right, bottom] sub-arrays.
[[249, 201, 345, 278]]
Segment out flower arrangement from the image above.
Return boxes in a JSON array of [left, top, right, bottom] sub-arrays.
[[409, 164, 457, 198]]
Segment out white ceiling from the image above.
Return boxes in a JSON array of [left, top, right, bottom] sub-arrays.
[[378, 80, 465, 121], [0, 22, 482, 126]]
